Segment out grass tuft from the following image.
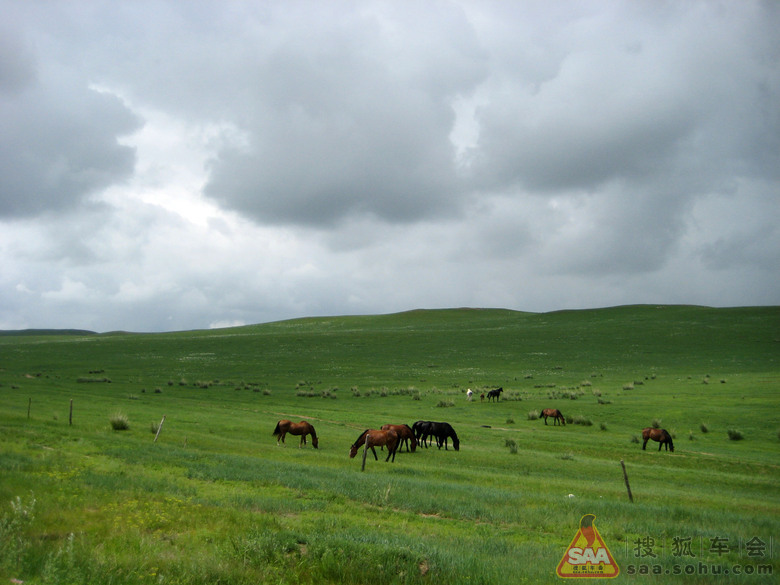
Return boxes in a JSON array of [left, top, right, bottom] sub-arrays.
[[727, 429, 744, 441], [109, 413, 130, 431]]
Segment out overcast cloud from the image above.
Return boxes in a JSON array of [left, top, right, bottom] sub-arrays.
[[1, 0, 778, 332]]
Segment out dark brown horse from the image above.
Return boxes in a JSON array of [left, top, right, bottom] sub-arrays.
[[642, 427, 674, 452], [413, 420, 433, 447], [541, 408, 566, 426], [486, 387, 503, 402], [273, 419, 319, 448], [381, 424, 417, 452], [349, 429, 399, 468]]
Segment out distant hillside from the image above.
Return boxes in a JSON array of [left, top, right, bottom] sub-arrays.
[[0, 328, 96, 337]]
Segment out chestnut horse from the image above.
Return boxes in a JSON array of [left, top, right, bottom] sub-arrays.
[[272, 419, 319, 448], [381, 424, 417, 452], [349, 429, 399, 470], [541, 408, 566, 426], [642, 427, 674, 452]]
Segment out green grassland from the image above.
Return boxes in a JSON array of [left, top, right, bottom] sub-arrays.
[[0, 305, 778, 584]]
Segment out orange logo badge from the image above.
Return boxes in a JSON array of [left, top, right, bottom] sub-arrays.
[[557, 514, 619, 578]]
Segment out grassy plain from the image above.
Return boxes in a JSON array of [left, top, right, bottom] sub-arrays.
[[0, 305, 778, 584]]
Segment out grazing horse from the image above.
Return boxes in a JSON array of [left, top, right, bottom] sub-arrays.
[[486, 387, 503, 402], [381, 424, 417, 452], [413, 420, 433, 448], [425, 421, 460, 451], [541, 408, 566, 426], [642, 427, 674, 452], [273, 419, 319, 448], [349, 429, 399, 470]]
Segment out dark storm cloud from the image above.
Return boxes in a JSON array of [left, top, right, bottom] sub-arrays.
[[203, 2, 487, 226], [0, 60, 141, 217]]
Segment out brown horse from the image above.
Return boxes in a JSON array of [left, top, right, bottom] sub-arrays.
[[381, 424, 417, 452], [541, 408, 566, 426], [642, 427, 674, 452], [273, 419, 319, 448], [349, 429, 399, 468]]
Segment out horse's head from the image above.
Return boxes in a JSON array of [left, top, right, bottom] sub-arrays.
[[312, 436, 319, 449], [348, 444, 358, 458]]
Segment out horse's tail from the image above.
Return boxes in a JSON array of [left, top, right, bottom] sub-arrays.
[[272, 421, 281, 437]]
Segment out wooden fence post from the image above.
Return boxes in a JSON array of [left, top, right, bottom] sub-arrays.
[[620, 459, 634, 503], [154, 415, 166, 443]]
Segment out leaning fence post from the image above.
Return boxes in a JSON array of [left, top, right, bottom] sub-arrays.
[[154, 415, 166, 443], [620, 460, 634, 503]]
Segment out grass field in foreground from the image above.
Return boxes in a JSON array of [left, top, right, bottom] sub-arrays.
[[1, 305, 778, 584]]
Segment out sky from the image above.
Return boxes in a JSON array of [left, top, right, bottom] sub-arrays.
[[1, 0, 779, 332]]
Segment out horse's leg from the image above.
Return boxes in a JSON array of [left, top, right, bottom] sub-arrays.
[[387, 438, 398, 462], [371, 446, 379, 460], [544, 416, 548, 425], [658, 441, 662, 451], [642, 438, 648, 450]]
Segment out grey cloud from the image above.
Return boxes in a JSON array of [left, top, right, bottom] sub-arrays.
[[202, 3, 486, 226], [0, 25, 37, 95], [0, 77, 141, 217]]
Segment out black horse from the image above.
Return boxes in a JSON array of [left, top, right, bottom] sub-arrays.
[[486, 387, 503, 402], [425, 421, 460, 451], [413, 420, 433, 448]]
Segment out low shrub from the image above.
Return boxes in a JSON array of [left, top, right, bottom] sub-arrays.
[[700, 423, 709, 433], [505, 439, 518, 454], [527, 410, 540, 421], [727, 429, 744, 441]]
